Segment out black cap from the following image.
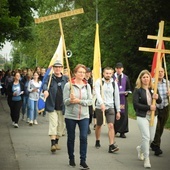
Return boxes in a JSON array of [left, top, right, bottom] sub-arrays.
[[53, 60, 63, 67], [86, 67, 91, 72], [115, 62, 123, 68]]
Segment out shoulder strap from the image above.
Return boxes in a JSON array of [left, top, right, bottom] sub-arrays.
[[102, 80, 115, 94]]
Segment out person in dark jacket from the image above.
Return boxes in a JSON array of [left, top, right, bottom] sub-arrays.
[[43, 60, 68, 153], [7, 72, 24, 128], [133, 70, 162, 168]]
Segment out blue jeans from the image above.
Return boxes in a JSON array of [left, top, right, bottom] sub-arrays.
[[65, 118, 89, 162], [28, 99, 38, 121], [22, 95, 29, 118]]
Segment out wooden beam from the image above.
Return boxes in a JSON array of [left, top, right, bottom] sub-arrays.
[[34, 8, 84, 23], [147, 35, 170, 41], [139, 47, 170, 54]]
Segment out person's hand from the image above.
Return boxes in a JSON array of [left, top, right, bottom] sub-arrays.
[[167, 89, 170, 96], [116, 112, 121, 120], [152, 93, 158, 99], [71, 98, 80, 104], [13, 92, 18, 96], [32, 88, 38, 92], [44, 91, 49, 99], [100, 104, 105, 112], [70, 93, 80, 104], [150, 105, 156, 111]]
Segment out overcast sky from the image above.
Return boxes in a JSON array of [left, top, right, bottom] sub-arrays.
[[0, 42, 12, 60]]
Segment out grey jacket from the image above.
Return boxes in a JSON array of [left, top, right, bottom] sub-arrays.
[[63, 80, 92, 120], [95, 78, 121, 112], [28, 80, 42, 101]]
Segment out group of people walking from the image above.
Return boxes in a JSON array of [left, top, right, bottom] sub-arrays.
[[0, 60, 169, 170], [0, 68, 43, 128]]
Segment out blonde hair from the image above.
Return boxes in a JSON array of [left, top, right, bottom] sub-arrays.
[[135, 69, 153, 89]]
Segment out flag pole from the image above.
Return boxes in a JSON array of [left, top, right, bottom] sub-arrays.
[[95, 0, 105, 125], [58, 17, 72, 92], [163, 55, 170, 103]]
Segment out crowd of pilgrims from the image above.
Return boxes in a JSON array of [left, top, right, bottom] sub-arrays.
[[0, 67, 47, 127]]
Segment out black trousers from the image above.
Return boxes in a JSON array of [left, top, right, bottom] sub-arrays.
[[89, 105, 93, 125], [9, 100, 22, 123], [153, 106, 169, 147]]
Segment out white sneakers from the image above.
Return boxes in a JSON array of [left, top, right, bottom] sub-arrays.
[[12, 122, 19, 128], [29, 120, 33, 126], [14, 123, 19, 128], [33, 120, 38, 125], [136, 146, 151, 168], [136, 146, 144, 161], [144, 157, 151, 168], [26, 118, 30, 123], [29, 120, 38, 126]]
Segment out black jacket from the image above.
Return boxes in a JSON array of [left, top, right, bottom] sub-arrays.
[[7, 81, 24, 106], [133, 87, 162, 117]]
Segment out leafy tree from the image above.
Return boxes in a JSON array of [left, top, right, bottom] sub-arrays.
[[0, 0, 37, 47], [9, 0, 170, 87]]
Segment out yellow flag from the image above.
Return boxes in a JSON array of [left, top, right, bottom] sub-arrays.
[[93, 23, 101, 85]]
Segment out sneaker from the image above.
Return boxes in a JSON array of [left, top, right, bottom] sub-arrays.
[[108, 144, 119, 153], [33, 120, 38, 125], [95, 140, 101, 149], [14, 123, 19, 128], [12, 122, 15, 126], [51, 145, 56, 153], [80, 162, 89, 170], [150, 143, 157, 151], [136, 146, 144, 161], [55, 144, 61, 150], [26, 118, 30, 123], [69, 159, 76, 167], [29, 120, 33, 126], [144, 158, 151, 168], [154, 148, 163, 156]]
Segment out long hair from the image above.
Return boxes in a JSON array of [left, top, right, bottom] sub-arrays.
[[135, 70, 153, 89]]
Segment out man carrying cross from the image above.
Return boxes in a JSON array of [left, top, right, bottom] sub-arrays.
[[150, 67, 170, 156]]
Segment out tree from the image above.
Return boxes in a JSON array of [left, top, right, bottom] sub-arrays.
[[0, 0, 37, 47]]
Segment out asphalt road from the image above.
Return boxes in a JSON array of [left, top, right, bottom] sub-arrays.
[[0, 95, 169, 170]]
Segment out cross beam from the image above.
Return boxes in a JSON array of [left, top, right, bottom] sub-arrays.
[[34, 8, 84, 23], [139, 21, 170, 126], [34, 8, 84, 92]]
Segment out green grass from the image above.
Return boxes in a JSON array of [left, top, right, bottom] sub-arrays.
[[128, 95, 170, 130]]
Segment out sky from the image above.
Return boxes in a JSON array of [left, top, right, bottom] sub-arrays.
[[0, 41, 13, 60]]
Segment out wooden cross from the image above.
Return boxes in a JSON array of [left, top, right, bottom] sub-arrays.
[[139, 20, 170, 126], [34, 8, 84, 87]]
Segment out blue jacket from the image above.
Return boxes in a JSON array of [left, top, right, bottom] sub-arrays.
[[43, 74, 68, 113]]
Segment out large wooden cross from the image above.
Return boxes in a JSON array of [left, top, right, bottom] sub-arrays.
[[139, 21, 170, 126], [34, 8, 84, 85]]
